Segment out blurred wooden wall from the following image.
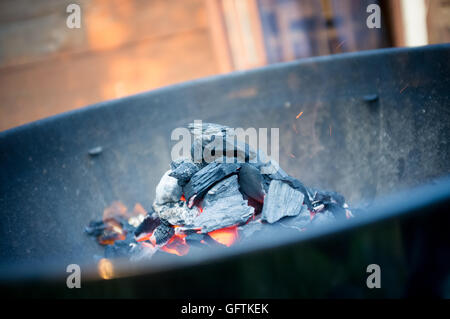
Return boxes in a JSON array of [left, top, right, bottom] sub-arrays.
[[0, 0, 225, 131], [1, 0, 447, 131]]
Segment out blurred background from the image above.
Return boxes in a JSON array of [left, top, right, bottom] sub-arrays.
[[0, 0, 448, 131]]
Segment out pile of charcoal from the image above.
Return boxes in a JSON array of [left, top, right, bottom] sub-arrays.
[[86, 122, 353, 261]]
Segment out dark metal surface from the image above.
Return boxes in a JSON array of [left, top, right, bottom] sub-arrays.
[[0, 44, 449, 297]]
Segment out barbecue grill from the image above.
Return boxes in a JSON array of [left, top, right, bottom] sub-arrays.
[[0, 44, 449, 298]]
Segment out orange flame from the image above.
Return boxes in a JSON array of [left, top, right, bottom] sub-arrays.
[[132, 203, 147, 216], [208, 226, 239, 247], [103, 201, 127, 221]]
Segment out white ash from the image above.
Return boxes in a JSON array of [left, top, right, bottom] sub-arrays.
[[153, 201, 199, 226], [153, 169, 199, 225], [154, 170, 183, 205]]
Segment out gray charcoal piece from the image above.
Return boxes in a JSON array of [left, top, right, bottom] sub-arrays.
[[202, 174, 242, 206], [189, 122, 235, 164], [201, 137, 258, 164], [183, 162, 240, 202], [238, 163, 265, 203], [189, 175, 254, 233], [169, 160, 200, 186], [266, 174, 313, 209], [170, 157, 191, 170], [261, 180, 305, 223]]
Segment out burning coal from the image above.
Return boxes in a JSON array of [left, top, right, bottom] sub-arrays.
[[86, 123, 354, 261]]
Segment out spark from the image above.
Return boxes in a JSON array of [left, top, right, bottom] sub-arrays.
[[296, 111, 303, 119], [400, 84, 408, 94]]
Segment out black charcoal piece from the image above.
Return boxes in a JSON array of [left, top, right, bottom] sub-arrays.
[[262, 180, 305, 223], [152, 221, 175, 245], [183, 162, 240, 203], [311, 189, 346, 207], [201, 137, 258, 163], [189, 175, 254, 233], [134, 213, 161, 239], [238, 163, 265, 203], [169, 160, 200, 186]]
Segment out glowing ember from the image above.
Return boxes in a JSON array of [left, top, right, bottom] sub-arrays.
[[161, 234, 189, 256], [208, 226, 239, 247], [97, 218, 126, 245], [86, 122, 353, 262], [296, 111, 304, 119]]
